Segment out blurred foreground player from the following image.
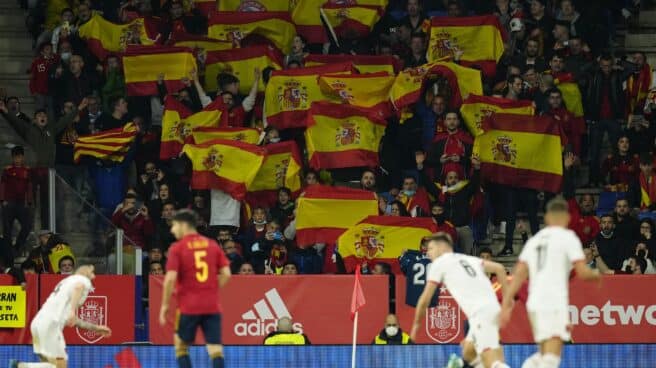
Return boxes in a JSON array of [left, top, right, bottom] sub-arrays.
[[10, 265, 111, 368], [159, 209, 232, 368], [501, 198, 601, 368], [411, 233, 509, 368]]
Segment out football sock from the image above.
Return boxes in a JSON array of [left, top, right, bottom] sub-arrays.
[[521, 353, 542, 368], [176, 355, 192, 368], [539, 353, 561, 368], [210, 352, 224, 368], [19, 363, 56, 368]]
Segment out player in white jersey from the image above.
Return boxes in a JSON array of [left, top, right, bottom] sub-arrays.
[[501, 198, 600, 368], [411, 233, 510, 368], [10, 265, 111, 368]]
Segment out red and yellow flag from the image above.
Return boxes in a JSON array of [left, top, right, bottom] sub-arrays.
[[390, 61, 483, 111], [246, 141, 303, 208], [554, 74, 584, 117], [78, 13, 156, 60], [204, 45, 283, 93], [473, 113, 563, 193], [296, 185, 379, 246], [304, 54, 401, 74], [122, 45, 197, 96], [460, 95, 535, 136], [160, 98, 227, 160], [193, 0, 218, 16], [426, 15, 506, 77], [208, 11, 296, 53], [338, 216, 438, 273], [264, 62, 354, 129], [218, 0, 289, 11], [73, 123, 137, 163], [182, 139, 266, 200], [318, 72, 394, 117], [305, 102, 386, 169], [320, 4, 382, 39], [191, 126, 261, 145], [169, 31, 232, 52]]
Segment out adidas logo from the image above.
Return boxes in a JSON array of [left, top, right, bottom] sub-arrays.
[[234, 288, 304, 336]]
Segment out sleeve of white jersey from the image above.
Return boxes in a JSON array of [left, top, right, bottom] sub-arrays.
[[426, 259, 443, 284], [518, 237, 532, 264], [566, 230, 585, 263]]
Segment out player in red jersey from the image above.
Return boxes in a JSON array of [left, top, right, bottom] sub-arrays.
[[159, 209, 231, 368]]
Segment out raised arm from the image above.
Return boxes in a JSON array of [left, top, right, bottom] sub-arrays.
[[0, 100, 29, 137], [241, 68, 261, 113]]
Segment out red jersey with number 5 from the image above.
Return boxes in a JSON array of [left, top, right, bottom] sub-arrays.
[[166, 233, 229, 314]]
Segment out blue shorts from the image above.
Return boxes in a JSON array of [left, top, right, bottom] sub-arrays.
[[176, 312, 222, 344]]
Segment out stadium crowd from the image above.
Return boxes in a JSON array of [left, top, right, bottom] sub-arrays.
[[0, 0, 655, 282]]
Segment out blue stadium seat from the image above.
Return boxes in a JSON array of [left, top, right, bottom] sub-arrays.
[[596, 191, 626, 218]]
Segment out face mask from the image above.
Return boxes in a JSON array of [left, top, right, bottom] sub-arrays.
[[60, 52, 71, 61], [433, 214, 446, 224], [269, 137, 280, 143], [403, 190, 416, 197], [253, 219, 267, 226], [385, 326, 399, 336]]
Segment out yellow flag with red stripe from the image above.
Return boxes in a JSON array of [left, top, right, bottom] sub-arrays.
[[304, 54, 401, 74], [320, 4, 382, 39], [246, 141, 303, 207], [204, 45, 283, 93], [194, 0, 217, 16], [73, 123, 137, 163], [169, 32, 232, 53], [460, 95, 535, 136], [208, 11, 296, 54], [122, 45, 197, 96], [78, 13, 156, 60], [556, 82, 584, 118], [192, 127, 261, 145], [318, 72, 394, 117], [218, 0, 289, 11]]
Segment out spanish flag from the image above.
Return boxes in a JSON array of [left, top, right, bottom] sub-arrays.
[[305, 54, 401, 75], [123, 45, 197, 96], [296, 185, 378, 246], [182, 139, 266, 200], [194, 0, 217, 16], [218, 0, 289, 11], [320, 4, 382, 39], [473, 113, 563, 193], [305, 102, 386, 169], [73, 123, 137, 163], [338, 216, 438, 273], [208, 11, 296, 54], [204, 45, 283, 93], [169, 32, 232, 53], [426, 15, 506, 77], [264, 62, 354, 129], [318, 72, 394, 117], [460, 95, 535, 136], [78, 13, 156, 60], [554, 75, 584, 117], [160, 98, 226, 160], [390, 61, 483, 111], [192, 127, 261, 145], [246, 141, 303, 208]]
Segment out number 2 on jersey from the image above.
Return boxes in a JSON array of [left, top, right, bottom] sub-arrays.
[[412, 263, 432, 285], [194, 250, 208, 282]]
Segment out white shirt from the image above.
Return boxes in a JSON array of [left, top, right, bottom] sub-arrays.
[[37, 275, 92, 326], [519, 226, 584, 311], [427, 253, 499, 317]]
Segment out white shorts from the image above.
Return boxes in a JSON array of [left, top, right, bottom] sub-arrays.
[[528, 309, 571, 343], [30, 316, 67, 361], [464, 307, 501, 354]]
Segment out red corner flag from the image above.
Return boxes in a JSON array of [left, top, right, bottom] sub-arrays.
[[350, 264, 366, 320]]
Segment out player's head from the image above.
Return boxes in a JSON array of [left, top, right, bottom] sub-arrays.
[[277, 316, 293, 332], [544, 197, 570, 227], [170, 209, 199, 239], [75, 265, 96, 280], [424, 232, 454, 260]]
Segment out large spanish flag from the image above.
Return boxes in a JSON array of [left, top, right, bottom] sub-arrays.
[[338, 216, 438, 273], [264, 62, 354, 129], [318, 72, 394, 117], [169, 32, 232, 53], [320, 4, 382, 39], [296, 185, 378, 246], [426, 15, 506, 77], [304, 54, 401, 74], [460, 95, 535, 136], [473, 114, 564, 193], [73, 123, 137, 163], [194, 0, 218, 16], [192, 127, 261, 145], [208, 11, 295, 54], [246, 141, 303, 208], [182, 139, 265, 200], [123, 45, 197, 96], [78, 13, 156, 60], [305, 102, 386, 169], [390, 61, 482, 111], [218, 0, 289, 12], [160, 98, 226, 160], [204, 45, 283, 93]]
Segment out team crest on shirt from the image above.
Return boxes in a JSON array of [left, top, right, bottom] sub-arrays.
[[76, 296, 107, 344], [202, 148, 224, 172], [335, 122, 361, 147], [277, 79, 308, 111], [237, 0, 267, 11], [429, 29, 459, 60], [354, 227, 385, 259], [274, 158, 290, 187], [492, 135, 517, 165], [426, 289, 460, 343]]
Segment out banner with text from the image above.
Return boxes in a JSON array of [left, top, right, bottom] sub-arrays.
[[0, 274, 37, 344]]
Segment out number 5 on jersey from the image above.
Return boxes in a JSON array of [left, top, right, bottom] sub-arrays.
[[194, 250, 208, 282]]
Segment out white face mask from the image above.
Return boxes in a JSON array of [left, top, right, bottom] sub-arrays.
[[385, 326, 399, 337], [269, 137, 281, 143], [60, 52, 71, 61]]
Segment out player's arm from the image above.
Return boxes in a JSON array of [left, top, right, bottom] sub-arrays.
[[482, 260, 508, 293], [67, 283, 112, 336], [410, 281, 438, 341], [159, 270, 178, 326], [218, 265, 231, 288], [500, 261, 529, 327], [573, 260, 603, 280]]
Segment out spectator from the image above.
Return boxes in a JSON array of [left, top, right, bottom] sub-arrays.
[[27, 230, 69, 274], [223, 239, 243, 267], [284, 35, 309, 67], [429, 202, 458, 243], [281, 262, 299, 275], [1, 146, 33, 256], [513, 38, 547, 73], [527, 0, 555, 50], [629, 154, 656, 211], [563, 153, 600, 245], [638, 219, 656, 254], [154, 201, 177, 252], [601, 136, 640, 189], [57, 255, 74, 275], [269, 187, 294, 228], [264, 239, 288, 275], [389, 200, 411, 217], [49, 54, 98, 111], [621, 243, 656, 274], [77, 95, 103, 135], [238, 262, 255, 275], [0, 250, 26, 288], [101, 54, 126, 113], [97, 96, 129, 131], [149, 183, 177, 223], [111, 194, 155, 248], [403, 33, 427, 69], [626, 52, 652, 117], [5, 96, 30, 123], [425, 111, 473, 181], [144, 245, 167, 275], [397, 175, 431, 217], [505, 75, 524, 101], [544, 87, 584, 156], [304, 169, 320, 187], [592, 214, 624, 270], [421, 95, 447, 150], [29, 42, 59, 112], [373, 314, 412, 345], [613, 198, 639, 241], [190, 191, 210, 230], [263, 317, 310, 345], [399, 0, 426, 34], [360, 169, 377, 192], [149, 260, 164, 275], [479, 247, 493, 261], [49, 7, 76, 53]]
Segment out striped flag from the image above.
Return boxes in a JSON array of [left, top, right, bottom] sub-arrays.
[[78, 13, 156, 60], [122, 45, 197, 96], [192, 127, 261, 145], [246, 141, 303, 208], [460, 95, 535, 136], [304, 54, 401, 75], [318, 72, 394, 117], [73, 123, 137, 163], [320, 4, 383, 39], [204, 45, 283, 93], [208, 11, 296, 54]]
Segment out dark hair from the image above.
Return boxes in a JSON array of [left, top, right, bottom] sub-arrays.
[[58, 255, 75, 268], [632, 256, 648, 273], [507, 74, 523, 85], [361, 168, 376, 178], [479, 247, 493, 256], [109, 96, 125, 111], [161, 201, 177, 210], [11, 145, 24, 156], [600, 213, 615, 222], [277, 187, 292, 197], [282, 261, 298, 271], [546, 197, 569, 213], [424, 232, 454, 247], [374, 262, 392, 274], [262, 66, 275, 84], [172, 209, 199, 228], [390, 200, 411, 217], [61, 7, 73, 15], [546, 87, 562, 97], [410, 32, 426, 41], [640, 218, 653, 231], [149, 260, 163, 269], [217, 73, 239, 91], [21, 259, 36, 271], [34, 108, 47, 116]]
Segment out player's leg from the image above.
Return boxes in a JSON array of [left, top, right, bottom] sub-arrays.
[[460, 339, 482, 368], [201, 314, 224, 368], [521, 352, 542, 368], [471, 310, 509, 368], [537, 338, 563, 368], [15, 320, 65, 368], [174, 312, 197, 368]]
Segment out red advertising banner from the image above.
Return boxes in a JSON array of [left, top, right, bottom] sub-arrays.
[[39, 275, 135, 345], [0, 274, 37, 344], [149, 275, 389, 345]]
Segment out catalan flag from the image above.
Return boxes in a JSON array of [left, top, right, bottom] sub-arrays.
[[160, 98, 226, 160], [473, 113, 564, 193], [426, 15, 506, 77], [122, 45, 197, 96], [264, 62, 354, 129], [73, 123, 137, 163], [182, 139, 266, 200], [318, 72, 394, 117], [246, 141, 303, 208], [218, 0, 289, 12], [460, 95, 535, 136], [305, 54, 401, 75], [320, 4, 382, 39], [208, 11, 296, 54], [192, 126, 261, 145], [338, 216, 438, 273], [296, 185, 378, 246], [78, 13, 155, 60], [390, 61, 482, 111], [204, 45, 283, 93]]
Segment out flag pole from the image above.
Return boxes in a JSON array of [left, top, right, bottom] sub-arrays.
[[351, 310, 358, 368]]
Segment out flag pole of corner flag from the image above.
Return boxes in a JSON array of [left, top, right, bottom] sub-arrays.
[[351, 264, 366, 321], [122, 45, 197, 96], [460, 95, 535, 136]]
